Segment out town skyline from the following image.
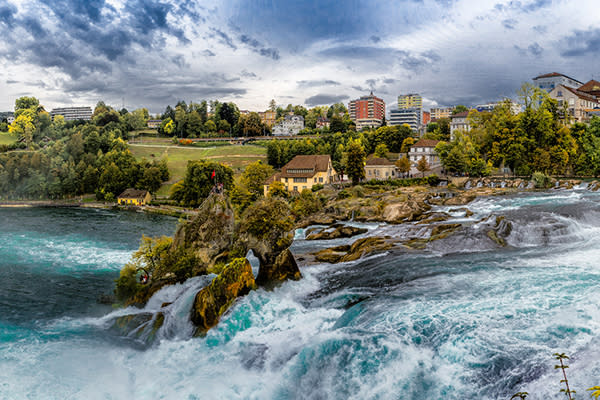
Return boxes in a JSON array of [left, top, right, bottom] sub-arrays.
[[1, 0, 599, 114]]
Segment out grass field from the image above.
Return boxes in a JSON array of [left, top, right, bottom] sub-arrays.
[[129, 143, 267, 197], [0, 132, 17, 145]]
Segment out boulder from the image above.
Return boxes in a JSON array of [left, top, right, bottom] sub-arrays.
[[313, 245, 350, 263], [382, 195, 429, 223], [305, 224, 368, 240], [342, 237, 393, 262], [191, 258, 257, 336], [256, 248, 302, 287]]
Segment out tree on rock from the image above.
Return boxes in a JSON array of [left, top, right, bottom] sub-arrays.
[[171, 160, 233, 207]]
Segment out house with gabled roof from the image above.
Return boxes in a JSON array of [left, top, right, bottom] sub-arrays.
[[409, 139, 441, 175], [549, 84, 600, 122], [117, 189, 152, 206], [365, 156, 396, 180], [578, 80, 600, 98], [263, 155, 337, 195]]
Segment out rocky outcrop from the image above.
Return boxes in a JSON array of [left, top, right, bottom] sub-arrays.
[[255, 248, 301, 287], [382, 195, 430, 223], [486, 215, 512, 247], [305, 224, 368, 240], [313, 236, 393, 263], [172, 193, 236, 269], [191, 258, 257, 336]]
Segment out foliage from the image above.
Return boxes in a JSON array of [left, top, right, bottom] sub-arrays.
[[240, 197, 295, 248], [267, 181, 289, 198], [395, 156, 411, 177], [240, 160, 273, 198], [416, 156, 430, 177], [554, 353, 575, 400], [311, 183, 324, 192], [426, 174, 440, 186], [291, 189, 322, 218], [531, 171, 551, 188], [588, 386, 600, 399], [374, 143, 389, 158], [132, 235, 173, 276], [114, 263, 140, 301], [344, 139, 366, 185], [170, 160, 234, 207]]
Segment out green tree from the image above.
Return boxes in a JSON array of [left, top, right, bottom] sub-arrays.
[[395, 156, 411, 177], [416, 156, 430, 177], [374, 143, 389, 158], [170, 160, 234, 207], [344, 139, 366, 185], [240, 161, 274, 198]]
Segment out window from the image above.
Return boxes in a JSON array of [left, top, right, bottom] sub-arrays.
[[285, 178, 288, 183], [557, 91, 562, 97], [314, 178, 317, 183], [569, 98, 575, 105], [293, 186, 298, 191], [293, 177, 307, 183]]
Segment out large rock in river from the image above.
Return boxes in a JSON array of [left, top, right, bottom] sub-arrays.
[[191, 258, 257, 335], [305, 223, 368, 240]]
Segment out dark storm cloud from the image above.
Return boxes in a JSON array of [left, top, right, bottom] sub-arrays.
[[297, 80, 341, 88], [0, 2, 16, 27], [319, 45, 440, 72], [210, 28, 237, 50], [305, 93, 349, 107], [561, 28, 600, 57], [239, 34, 280, 60]]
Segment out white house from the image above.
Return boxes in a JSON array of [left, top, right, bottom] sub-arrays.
[[409, 139, 441, 175], [272, 115, 304, 136], [450, 111, 470, 141]]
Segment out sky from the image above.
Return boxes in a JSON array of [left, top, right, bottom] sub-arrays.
[[0, 0, 599, 115]]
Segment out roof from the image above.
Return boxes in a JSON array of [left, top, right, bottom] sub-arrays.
[[533, 72, 582, 84], [451, 111, 470, 118], [117, 188, 150, 199], [412, 139, 440, 148], [264, 172, 281, 185], [578, 80, 600, 94], [280, 155, 332, 178], [561, 85, 599, 102], [365, 156, 395, 166]]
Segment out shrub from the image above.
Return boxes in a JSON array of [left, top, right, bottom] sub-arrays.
[[351, 185, 365, 197], [337, 189, 351, 199], [114, 263, 139, 301], [427, 174, 440, 186], [532, 171, 551, 189], [311, 183, 324, 192]]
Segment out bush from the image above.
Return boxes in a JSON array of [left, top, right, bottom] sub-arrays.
[[427, 174, 440, 186], [351, 185, 365, 198], [114, 264, 139, 301], [337, 189, 352, 199], [311, 183, 324, 192], [532, 171, 551, 188]]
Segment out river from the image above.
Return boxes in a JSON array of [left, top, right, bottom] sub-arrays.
[[0, 190, 599, 399]]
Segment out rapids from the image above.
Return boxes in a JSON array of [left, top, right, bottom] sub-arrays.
[[1, 191, 599, 399]]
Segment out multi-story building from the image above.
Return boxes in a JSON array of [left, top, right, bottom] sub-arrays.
[[389, 108, 420, 131], [548, 84, 599, 122], [398, 94, 423, 109], [578, 80, 600, 98], [348, 92, 385, 130], [272, 115, 304, 136], [263, 155, 337, 194], [390, 93, 424, 132], [475, 101, 523, 115], [409, 139, 441, 175], [50, 106, 93, 121], [533, 72, 583, 93], [430, 107, 453, 120], [259, 110, 277, 127], [450, 111, 471, 140], [422, 111, 431, 126]]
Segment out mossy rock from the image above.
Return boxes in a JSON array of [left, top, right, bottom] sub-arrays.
[[430, 223, 462, 237], [191, 258, 257, 336], [256, 248, 302, 287], [487, 230, 507, 247], [313, 245, 351, 263], [305, 224, 368, 240], [340, 236, 393, 262]]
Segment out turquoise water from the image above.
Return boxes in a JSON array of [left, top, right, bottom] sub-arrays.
[[1, 194, 599, 399]]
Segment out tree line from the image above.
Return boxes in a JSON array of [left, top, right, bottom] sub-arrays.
[[0, 97, 169, 200]]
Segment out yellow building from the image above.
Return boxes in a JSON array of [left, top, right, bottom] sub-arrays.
[[398, 94, 423, 110], [264, 155, 337, 195], [117, 189, 152, 206], [365, 156, 396, 180], [259, 110, 277, 127]]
